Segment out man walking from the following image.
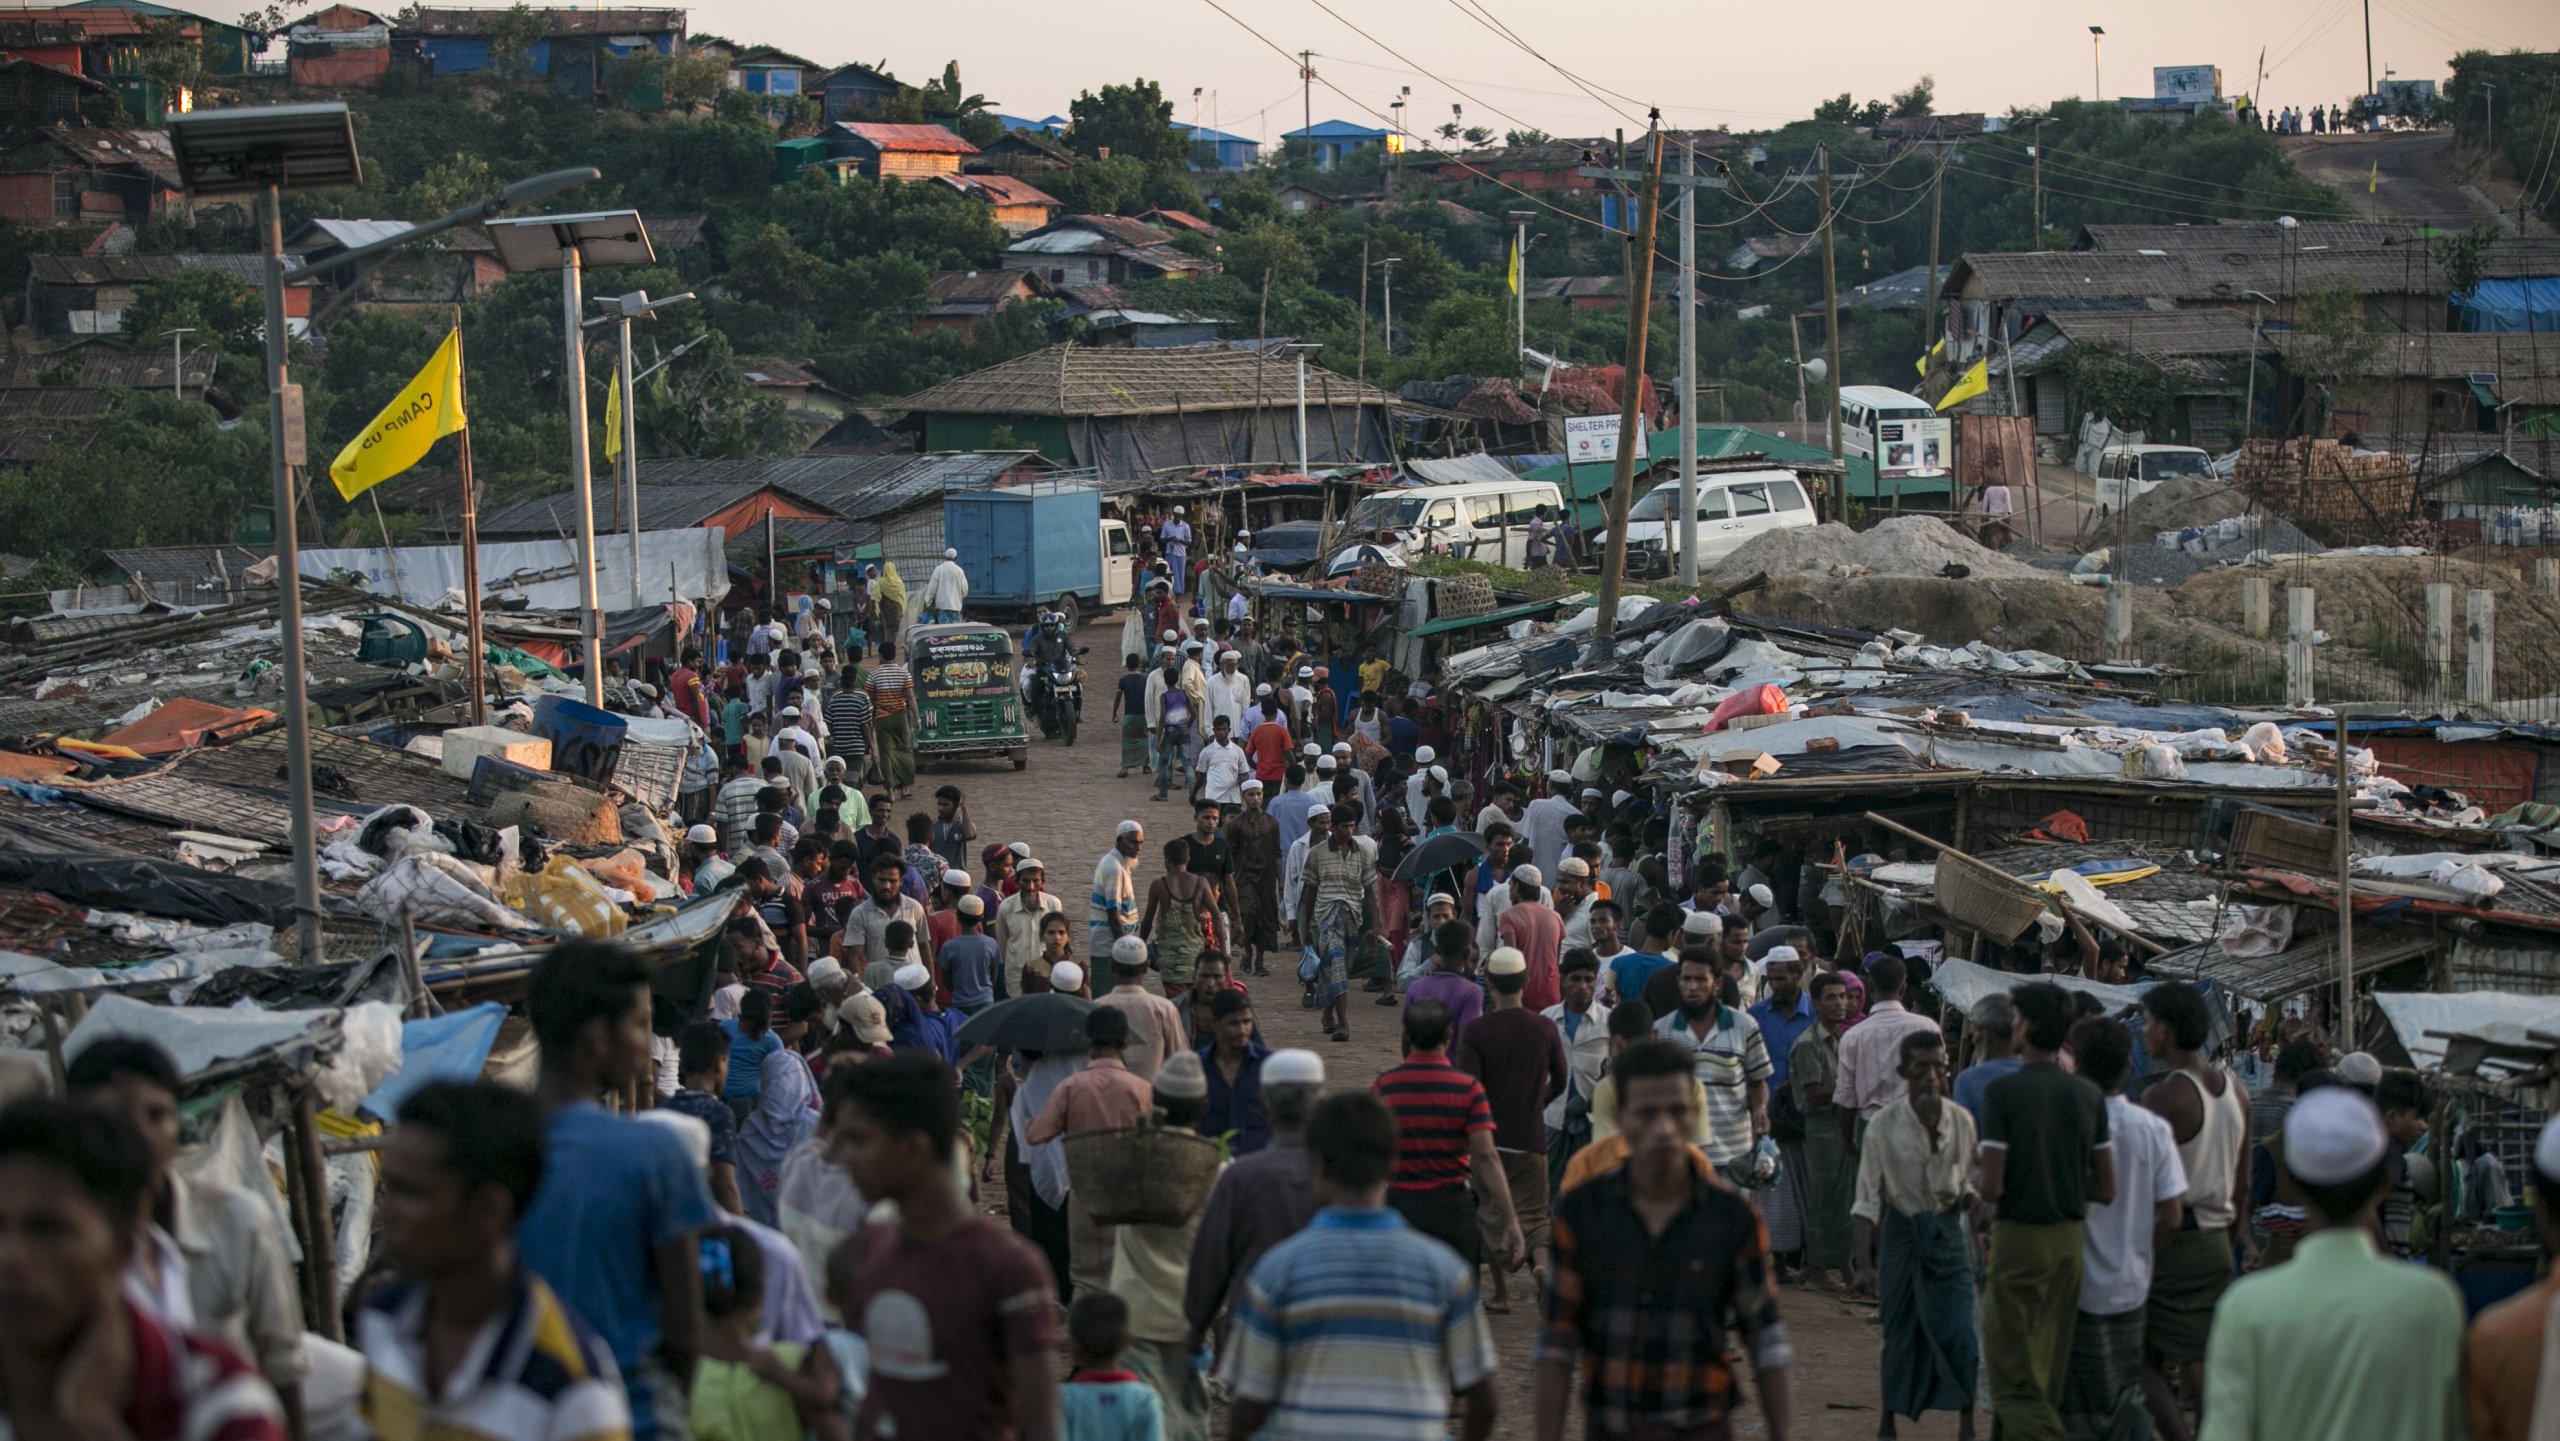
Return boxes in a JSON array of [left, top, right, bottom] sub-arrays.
[[1795, 971, 1857, 1291], [1227, 779, 1281, 974], [923, 546, 968, 623], [1834, 953, 1940, 1132], [2141, 979, 2252, 1428], [1979, 981, 2116, 1441], [1851, 1031, 1979, 1441], [1097, 933, 1188, 1082], [1655, 949, 1773, 1189], [2062, 1017, 2187, 1441], [2198, 1086, 2464, 1441], [1454, 945, 1566, 1313], [1375, 1000, 1525, 1278], [1221, 1092, 1501, 1441], [1542, 948, 1612, 1194], [1748, 944, 1818, 1273], [1535, 1038, 1795, 1441], [1146, 646, 1198, 803], [1026, 1007, 1156, 1299], [1185, 1049, 1326, 1353], [1091, 820, 1144, 970]]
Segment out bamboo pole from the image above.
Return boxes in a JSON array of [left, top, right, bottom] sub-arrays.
[[1861, 809, 2168, 957]]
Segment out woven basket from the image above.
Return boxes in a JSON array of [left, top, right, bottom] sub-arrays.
[[1355, 559, 1402, 597], [1437, 572, 1496, 618], [1934, 859, 2048, 943], [1063, 1124, 1225, 1226]]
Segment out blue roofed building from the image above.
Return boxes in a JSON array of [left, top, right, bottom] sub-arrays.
[[1282, 119, 1399, 171], [1173, 122, 1258, 170]]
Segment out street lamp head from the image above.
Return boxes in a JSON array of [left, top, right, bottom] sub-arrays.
[[1508, 209, 1536, 222], [2089, 24, 2105, 35], [496, 166, 601, 212], [167, 102, 359, 195], [2276, 214, 2299, 229], [485, 210, 656, 272]]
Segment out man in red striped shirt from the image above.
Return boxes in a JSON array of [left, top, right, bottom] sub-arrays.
[[0, 1098, 285, 1441], [1373, 999, 1525, 1288]]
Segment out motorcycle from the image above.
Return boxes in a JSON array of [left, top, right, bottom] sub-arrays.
[[1030, 648, 1086, 745]]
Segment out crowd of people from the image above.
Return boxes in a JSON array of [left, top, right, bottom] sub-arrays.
[[30, 564, 2560, 1441]]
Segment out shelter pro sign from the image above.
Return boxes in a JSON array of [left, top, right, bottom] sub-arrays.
[[1564, 414, 1648, 465]]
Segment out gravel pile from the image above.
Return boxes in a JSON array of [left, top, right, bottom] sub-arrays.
[[2115, 546, 2214, 585], [1705, 516, 2044, 585]]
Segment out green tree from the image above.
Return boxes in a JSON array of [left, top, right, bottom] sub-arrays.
[[1066, 79, 1185, 170], [1890, 75, 1936, 119], [123, 268, 264, 361], [138, 15, 205, 110], [1222, 221, 1311, 292], [483, 3, 548, 81], [664, 45, 730, 111], [1043, 154, 1149, 216]]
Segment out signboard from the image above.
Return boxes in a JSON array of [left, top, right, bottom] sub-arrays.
[[1875, 415, 1951, 479], [1564, 414, 1649, 465], [2376, 78, 2437, 112], [914, 629, 1017, 703], [2153, 66, 2222, 103]]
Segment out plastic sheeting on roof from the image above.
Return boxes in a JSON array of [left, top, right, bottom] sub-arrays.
[[2374, 990, 2560, 1073], [1931, 957, 2152, 1016], [1405, 453, 1521, 486], [2453, 279, 2560, 335]]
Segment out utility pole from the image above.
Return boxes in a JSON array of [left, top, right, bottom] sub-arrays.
[[1356, 236, 1369, 382], [1510, 209, 1533, 368], [2362, 0, 2375, 106], [1819, 146, 1843, 467], [1922, 159, 1944, 349], [1590, 121, 1663, 651], [1580, 143, 1724, 585], [162, 327, 194, 400], [1376, 256, 1400, 356], [2030, 118, 2046, 248], [1299, 51, 1313, 153]]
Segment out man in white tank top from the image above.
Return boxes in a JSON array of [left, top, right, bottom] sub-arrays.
[[2139, 980, 2252, 1435]]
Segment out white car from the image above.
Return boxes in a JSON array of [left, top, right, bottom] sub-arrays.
[[1622, 469, 1818, 574], [2093, 444, 2215, 512]]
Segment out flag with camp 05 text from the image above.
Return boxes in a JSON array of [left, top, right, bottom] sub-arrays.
[[328, 328, 465, 502], [1935, 358, 1988, 412]]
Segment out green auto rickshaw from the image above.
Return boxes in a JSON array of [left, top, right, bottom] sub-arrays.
[[910, 622, 1029, 771]]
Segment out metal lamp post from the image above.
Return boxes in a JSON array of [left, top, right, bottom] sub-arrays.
[[484, 212, 656, 705], [165, 102, 592, 963], [2089, 26, 2105, 99], [584, 288, 693, 587]]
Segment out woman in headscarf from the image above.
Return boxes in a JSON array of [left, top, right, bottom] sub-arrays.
[[1005, 1039, 1086, 1301], [874, 561, 907, 642], [736, 984, 823, 1226]]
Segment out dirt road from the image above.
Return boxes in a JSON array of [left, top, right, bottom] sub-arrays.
[[2286, 130, 2549, 235], [923, 616, 1975, 1439]]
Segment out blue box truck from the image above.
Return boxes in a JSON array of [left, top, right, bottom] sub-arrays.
[[938, 483, 1135, 628]]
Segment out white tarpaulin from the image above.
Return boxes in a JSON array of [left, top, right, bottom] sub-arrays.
[[1930, 956, 2152, 1017], [2373, 991, 2560, 1072], [298, 528, 729, 612]]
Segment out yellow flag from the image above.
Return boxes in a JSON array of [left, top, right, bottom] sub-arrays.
[[2367, 160, 2379, 194], [1935, 358, 1989, 412], [1915, 336, 1944, 377], [328, 328, 465, 502], [604, 368, 623, 462], [1507, 237, 1520, 297]]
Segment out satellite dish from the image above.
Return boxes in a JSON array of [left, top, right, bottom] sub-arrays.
[[1801, 357, 1828, 381]]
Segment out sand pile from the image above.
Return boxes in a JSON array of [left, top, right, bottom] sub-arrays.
[[1703, 516, 2043, 586], [2111, 475, 2253, 536]]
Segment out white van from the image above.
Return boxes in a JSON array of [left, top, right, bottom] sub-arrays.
[[1342, 480, 1567, 569], [1622, 469, 1819, 574], [2092, 444, 2215, 511], [1840, 384, 1952, 482]]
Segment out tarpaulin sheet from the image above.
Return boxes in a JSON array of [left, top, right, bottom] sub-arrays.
[[2374, 990, 2560, 1072], [1930, 956, 2151, 1017], [361, 1002, 506, 1119], [64, 992, 327, 1081], [2453, 279, 2560, 334], [298, 528, 730, 612], [0, 852, 290, 927], [100, 698, 274, 757]]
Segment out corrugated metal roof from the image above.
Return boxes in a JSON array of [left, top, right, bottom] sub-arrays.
[[1405, 453, 1520, 486], [399, 7, 682, 35], [831, 122, 977, 155], [895, 345, 1404, 419]]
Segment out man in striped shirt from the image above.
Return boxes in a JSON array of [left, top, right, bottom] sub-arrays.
[[822, 672, 875, 782], [1222, 1091, 1500, 1441], [362, 1082, 629, 1441], [869, 641, 918, 798], [1371, 1000, 1524, 1277], [0, 1098, 286, 1441]]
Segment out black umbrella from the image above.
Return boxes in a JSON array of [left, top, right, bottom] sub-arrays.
[[953, 992, 1097, 1052], [1392, 829, 1488, 883]]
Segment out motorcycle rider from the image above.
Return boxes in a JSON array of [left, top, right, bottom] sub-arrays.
[[1025, 610, 1078, 732]]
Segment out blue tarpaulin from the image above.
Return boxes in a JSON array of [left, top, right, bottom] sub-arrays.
[[2454, 278, 2560, 333], [360, 1003, 507, 1120]]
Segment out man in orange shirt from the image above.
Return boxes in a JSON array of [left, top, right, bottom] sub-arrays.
[[1498, 866, 1565, 1013], [1245, 700, 1293, 788], [1027, 1006, 1157, 1301]]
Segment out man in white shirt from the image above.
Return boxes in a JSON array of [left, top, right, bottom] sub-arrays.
[[774, 706, 820, 760], [1287, 667, 1316, 731], [923, 547, 969, 623], [1330, 742, 1376, 824], [1280, 804, 1330, 934], [1194, 715, 1251, 807], [1554, 856, 1598, 950], [2061, 1015, 2186, 1441], [1205, 650, 1250, 734], [743, 653, 777, 719], [1541, 949, 1612, 1190], [1520, 769, 1583, 881], [1832, 953, 1942, 1123], [1406, 745, 1438, 819], [1477, 861, 1551, 956]]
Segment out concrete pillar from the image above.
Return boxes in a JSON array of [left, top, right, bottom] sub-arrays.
[[2287, 586, 2317, 707], [2538, 558, 2559, 600], [2106, 579, 2133, 658], [2243, 576, 2270, 638], [2468, 588, 2496, 706], [2425, 582, 2455, 702]]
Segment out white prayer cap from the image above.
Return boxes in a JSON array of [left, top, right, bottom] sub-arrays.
[[1303, 742, 1321, 757], [941, 869, 972, 889], [2335, 1051, 2384, 1087], [1154, 1050, 1208, 1100], [1162, 628, 1179, 641], [1333, 742, 1352, 756], [2282, 1086, 2389, 1185], [1009, 841, 1032, 858], [1256, 683, 1274, 696], [1241, 778, 1264, 792], [1426, 892, 1458, 910], [1581, 786, 1604, 799], [956, 893, 985, 917], [1760, 945, 1802, 974], [943, 547, 958, 559], [1682, 909, 1722, 937], [1117, 820, 1144, 838], [1557, 857, 1591, 878], [1548, 768, 1573, 784], [1264, 1049, 1326, 1085], [1049, 961, 1085, 993], [1429, 765, 1448, 784], [1220, 649, 1241, 661], [1416, 745, 1436, 764], [806, 955, 846, 987], [1748, 883, 1775, 907], [894, 963, 932, 992], [1316, 755, 1337, 772], [1306, 804, 1331, 820], [1016, 856, 1045, 873], [685, 824, 718, 845], [1110, 934, 1149, 966], [1485, 946, 1527, 976], [1612, 789, 1632, 807], [1511, 863, 1542, 887]]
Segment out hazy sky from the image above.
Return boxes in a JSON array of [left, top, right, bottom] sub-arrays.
[[698, 0, 2556, 141]]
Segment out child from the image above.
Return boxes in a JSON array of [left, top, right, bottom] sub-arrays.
[[1059, 1292, 1164, 1441], [690, 1225, 845, 1441], [1115, 654, 1149, 779], [819, 1237, 873, 1441], [743, 712, 772, 770]]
